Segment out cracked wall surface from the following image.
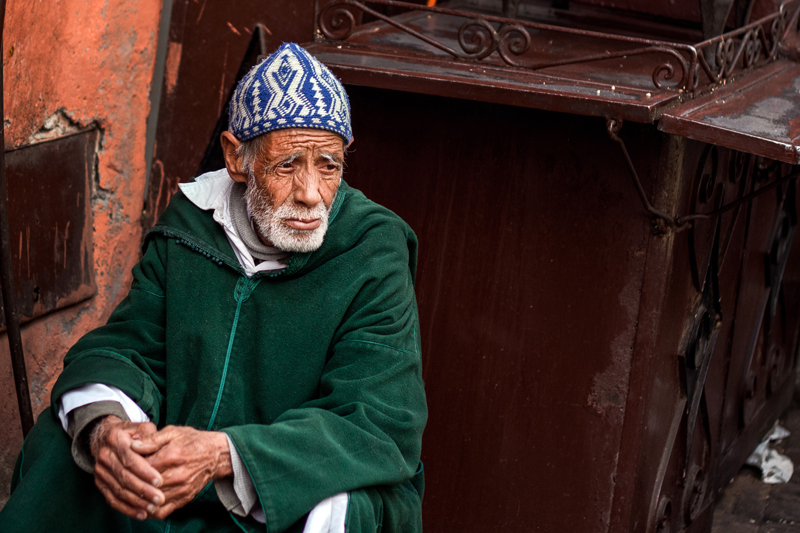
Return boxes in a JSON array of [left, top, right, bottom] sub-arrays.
[[1, 0, 163, 507]]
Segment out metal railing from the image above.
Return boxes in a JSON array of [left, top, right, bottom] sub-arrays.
[[315, 0, 800, 94]]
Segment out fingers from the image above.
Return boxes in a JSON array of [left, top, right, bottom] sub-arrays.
[[150, 482, 196, 520], [130, 438, 163, 456], [116, 442, 164, 489], [105, 424, 164, 487], [94, 441, 165, 504], [95, 424, 224, 521], [144, 442, 185, 474], [131, 421, 158, 440], [95, 473, 150, 521], [149, 501, 179, 521], [131, 425, 174, 455]]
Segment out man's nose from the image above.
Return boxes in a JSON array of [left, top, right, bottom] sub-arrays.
[[292, 169, 323, 208]]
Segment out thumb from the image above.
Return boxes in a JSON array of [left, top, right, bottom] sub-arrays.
[[131, 430, 169, 454]]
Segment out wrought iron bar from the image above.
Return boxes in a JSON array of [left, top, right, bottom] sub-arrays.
[[609, 118, 800, 232], [0, 0, 34, 437], [695, 0, 794, 51], [316, 0, 800, 93], [524, 46, 689, 89], [782, 0, 800, 40], [606, 119, 683, 233], [677, 169, 800, 224], [694, 2, 798, 85]]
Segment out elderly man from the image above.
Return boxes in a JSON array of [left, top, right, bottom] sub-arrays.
[[0, 43, 426, 533]]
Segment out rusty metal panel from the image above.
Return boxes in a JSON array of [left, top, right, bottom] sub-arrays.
[[341, 81, 800, 533], [608, 137, 800, 533], [659, 60, 800, 164], [343, 84, 659, 532], [1, 130, 97, 328]]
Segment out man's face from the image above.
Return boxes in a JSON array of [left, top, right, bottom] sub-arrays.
[[243, 129, 345, 253]]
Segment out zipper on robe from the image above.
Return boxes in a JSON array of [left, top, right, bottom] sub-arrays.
[[206, 276, 261, 430]]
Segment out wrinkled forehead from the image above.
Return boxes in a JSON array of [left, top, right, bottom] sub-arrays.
[[260, 128, 346, 157]]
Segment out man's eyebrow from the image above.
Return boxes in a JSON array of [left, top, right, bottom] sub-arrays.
[[320, 151, 343, 166], [281, 152, 302, 164], [267, 152, 301, 173]]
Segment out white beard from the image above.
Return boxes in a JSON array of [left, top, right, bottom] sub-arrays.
[[245, 176, 331, 253]]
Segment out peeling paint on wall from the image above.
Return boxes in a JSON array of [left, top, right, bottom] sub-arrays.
[[29, 109, 86, 143], [164, 41, 182, 97], [0, 0, 163, 508]]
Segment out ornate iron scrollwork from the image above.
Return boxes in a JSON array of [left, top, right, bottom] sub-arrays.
[[682, 392, 712, 525], [319, 3, 359, 40], [679, 209, 721, 524], [497, 24, 532, 65], [766, 345, 787, 396], [681, 263, 721, 465], [766, 179, 797, 316], [655, 496, 672, 533], [718, 150, 751, 264], [458, 19, 500, 60], [695, 3, 792, 85], [316, 0, 800, 94], [688, 145, 723, 291], [740, 369, 758, 426], [684, 465, 707, 523]]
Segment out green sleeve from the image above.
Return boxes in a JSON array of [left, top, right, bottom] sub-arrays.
[[50, 237, 169, 425], [225, 223, 427, 533], [345, 470, 425, 532]]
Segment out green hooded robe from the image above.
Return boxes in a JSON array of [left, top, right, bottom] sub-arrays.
[[0, 180, 427, 533]]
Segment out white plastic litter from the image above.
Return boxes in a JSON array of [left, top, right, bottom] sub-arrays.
[[745, 425, 793, 484]]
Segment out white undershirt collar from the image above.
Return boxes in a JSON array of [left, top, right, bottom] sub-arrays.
[[178, 169, 289, 276]]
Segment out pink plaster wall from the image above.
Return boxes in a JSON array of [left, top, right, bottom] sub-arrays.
[[0, 0, 163, 506]]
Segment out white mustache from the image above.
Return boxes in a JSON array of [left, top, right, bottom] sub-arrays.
[[273, 201, 328, 226]]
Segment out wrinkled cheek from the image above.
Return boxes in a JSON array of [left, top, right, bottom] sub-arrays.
[[323, 182, 340, 206]]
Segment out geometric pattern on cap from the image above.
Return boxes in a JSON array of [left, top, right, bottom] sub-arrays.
[[228, 42, 352, 143]]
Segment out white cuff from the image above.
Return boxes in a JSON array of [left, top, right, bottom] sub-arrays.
[[214, 435, 348, 531], [304, 493, 349, 533], [57, 383, 150, 431], [214, 434, 264, 523]]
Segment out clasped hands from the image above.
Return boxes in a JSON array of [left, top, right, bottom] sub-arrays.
[[89, 416, 233, 521]]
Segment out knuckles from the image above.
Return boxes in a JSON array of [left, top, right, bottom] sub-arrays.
[[119, 452, 133, 469], [151, 506, 173, 520], [97, 447, 112, 465], [162, 447, 181, 462]]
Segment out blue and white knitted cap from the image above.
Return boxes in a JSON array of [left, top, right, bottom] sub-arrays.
[[228, 43, 352, 144]]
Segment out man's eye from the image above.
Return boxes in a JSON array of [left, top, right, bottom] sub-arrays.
[[325, 164, 339, 171]]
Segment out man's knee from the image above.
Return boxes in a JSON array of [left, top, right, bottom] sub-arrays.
[[0, 408, 100, 531]]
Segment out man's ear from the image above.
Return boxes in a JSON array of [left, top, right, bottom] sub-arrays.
[[220, 131, 248, 183]]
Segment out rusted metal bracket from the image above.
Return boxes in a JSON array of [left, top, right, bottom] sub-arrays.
[[607, 119, 687, 233], [0, 0, 34, 437], [608, 118, 800, 233]]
